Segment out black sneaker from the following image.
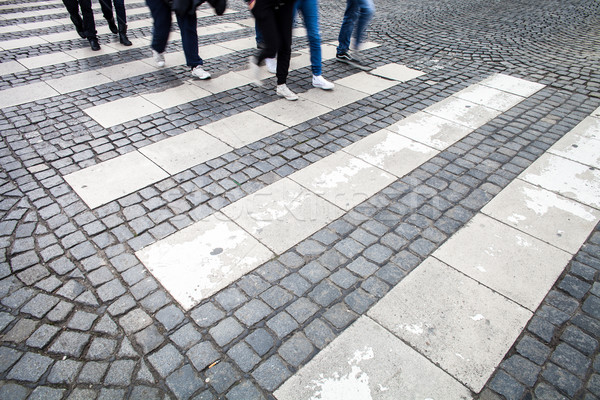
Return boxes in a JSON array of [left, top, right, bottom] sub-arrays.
[[336, 52, 370, 71]]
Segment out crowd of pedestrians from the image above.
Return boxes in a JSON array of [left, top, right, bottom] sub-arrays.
[[62, 0, 374, 99]]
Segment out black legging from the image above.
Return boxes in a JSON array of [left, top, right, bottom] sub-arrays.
[[252, 0, 294, 85], [62, 0, 97, 39], [99, 0, 128, 32]]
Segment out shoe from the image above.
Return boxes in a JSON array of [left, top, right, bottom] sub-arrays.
[[152, 49, 165, 68], [191, 65, 211, 80], [265, 57, 276, 74], [119, 32, 132, 46], [248, 56, 263, 86], [336, 51, 370, 71], [88, 37, 100, 51], [107, 18, 118, 34], [312, 74, 334, 90], [276, 84, 298, 101]]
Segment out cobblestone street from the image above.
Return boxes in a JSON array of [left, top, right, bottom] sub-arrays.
[[1, 0, 600, 398]]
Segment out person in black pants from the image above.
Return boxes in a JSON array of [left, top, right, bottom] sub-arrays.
[[62, 0, 101, 50], [248, 0, 297, 100], [99, 0, 132, 46], [146, 0, 212, 79]]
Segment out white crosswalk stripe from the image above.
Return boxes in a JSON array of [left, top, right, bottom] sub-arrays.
[[134, 73, 546, 311]]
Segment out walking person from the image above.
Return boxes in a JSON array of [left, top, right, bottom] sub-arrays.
[[248, 0, 298, 100], [294, 0, 334, 89], [146, 0, 211, 79], [99, 0, 132, 46], [255, 0, 334, 90], [62, 0, 101, 50], [335, 0, 374, 70]]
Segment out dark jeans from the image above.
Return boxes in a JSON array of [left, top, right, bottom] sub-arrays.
[[62, 0, 97, 39], [252, 0, 294, 85], [99, 0, 128, 31], [146, 0, 203, 68]]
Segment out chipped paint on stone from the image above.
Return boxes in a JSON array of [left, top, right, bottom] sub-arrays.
[[309, 347, 375, 400], [521, 185, 596, 222]]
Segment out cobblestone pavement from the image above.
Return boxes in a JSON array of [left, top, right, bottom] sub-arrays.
[[1, 0, 600, 399]]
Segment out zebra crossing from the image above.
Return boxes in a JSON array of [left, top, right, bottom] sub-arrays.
[[275, 105, 600, 398], [1, 0, 599, 397]]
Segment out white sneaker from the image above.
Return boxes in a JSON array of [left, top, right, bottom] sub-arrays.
[[248, 56, 263, 86], [276, 84, 298, 101], [191, 65, 211, 80], [265, 57, 277, 74], [312, 74, 334, 90], [152, 49, 165, 68]]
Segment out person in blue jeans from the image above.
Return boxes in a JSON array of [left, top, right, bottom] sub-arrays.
[[335, 0, 374, 70], [293, 0, 334, 89], [146, 0, 211, 80]]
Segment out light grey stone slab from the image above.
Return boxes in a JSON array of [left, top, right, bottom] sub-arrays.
[[222, 178, 344, 254], [195, 43, 233, 59], [368, 258, 532, 392], [335, 72, 398, 95], [141, 81, 212, 110], [370, 63, 425, 82], [202, 22, 246, 35], [289, 51, 312, 70], [46, 71, 112, 94], [136, 212, 274, 310], [64, 45, 119, 61], [424, 96, 500, 129], [433, 213, 572, 311], [193, 71, 254, 94], [139, 129, 233, 175], [454, 83, 525, 111], [98, 60, 156, 82], [344, 128, 438, 178], [389, 111, 472, 150], [520, 153, 600, 208], [253, 98, 330, 127], [299, 83, 366, 110], [218, 36, 256, 51], [64, 151, 168, 209], [548, 117, 600, 168], [274, 316, 472, 400], [84, 96, 162, 128], [40, 30, 82, 43], [592, 105, 600, 118], [291, 150, 396, 211], [0, 36, 47, 50], [478, 73, 545, 97], [19, 52, 75, 70], [483, 179, 599, 254], [201, 110, 286, 148], [0, 60, 26, 76], [0, 82, 59, 109]]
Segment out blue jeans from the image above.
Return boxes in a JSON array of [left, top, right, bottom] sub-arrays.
[[146, 0, 203, 68], [336, 0, 374, 55], [294, 0, 322, 76]]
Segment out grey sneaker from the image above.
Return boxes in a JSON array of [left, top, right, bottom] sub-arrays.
[[276, 84, 298, 101], [191, 65, 211, 80], [336, 51, 370, 71], [249, 56, 263, 86], [152, 49, 165, 68]]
